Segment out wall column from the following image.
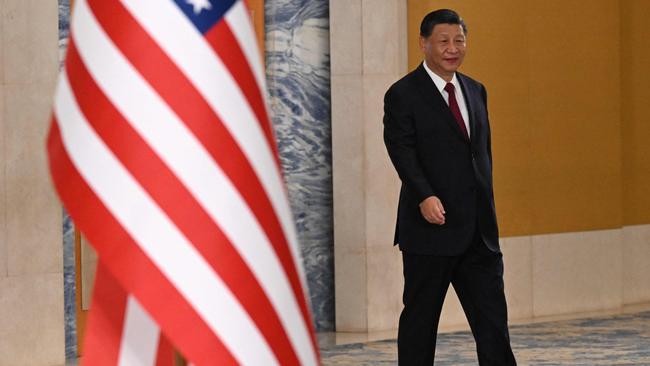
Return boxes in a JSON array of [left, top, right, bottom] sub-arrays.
[[0, 0, 64, 364], [331, 0, 408, 332]]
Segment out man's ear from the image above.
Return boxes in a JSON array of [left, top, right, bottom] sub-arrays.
[[419, 36, 427, 52]]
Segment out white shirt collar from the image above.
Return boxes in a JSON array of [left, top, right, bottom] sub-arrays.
[[421, 60, 471, 138], [422, 60, 461, 95]]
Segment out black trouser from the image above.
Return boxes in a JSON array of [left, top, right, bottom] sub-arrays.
[[397, 235, 517, 366]]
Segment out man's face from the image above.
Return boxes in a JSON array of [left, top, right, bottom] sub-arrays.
[[420, 23, 466, 80]]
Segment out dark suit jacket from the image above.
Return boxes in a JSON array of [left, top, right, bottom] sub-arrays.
[[383, 63, 500, 256]]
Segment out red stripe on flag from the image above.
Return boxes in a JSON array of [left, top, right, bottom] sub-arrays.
[[205, 19, 278, 163], [81, 263, 128, 366], [155, 335, 175, 366], [47, 123, 240, 365], [64, 37, 300, 364], [84, 0, 318, 352]]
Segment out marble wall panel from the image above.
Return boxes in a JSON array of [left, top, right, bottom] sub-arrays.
[[0, 8, 2, 266], [266, 0, 334, 330], [363, 74, 401, 250], [328, 0, 362, 75], [0, 6, 4, 82], [0, 273, 65, 365], [2, 0, 62, 363], [366, 247, 402, 331], [63, 208, 76, 359], [330, 0, 408, 334], [331, 74, 364, 251], [57, 0, 77, 359], [58, 0, 70, 65], [334, 245, 367, 331], [2, 0, 59, 84], [361, 0, 401, 75], [0, 85, 6, 277], [4, 82, 61, 276]]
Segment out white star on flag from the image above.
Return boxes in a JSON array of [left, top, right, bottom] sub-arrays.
[[186, 0, 212, 14]]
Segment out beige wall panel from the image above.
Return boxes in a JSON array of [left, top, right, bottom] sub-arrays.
[[532, 229, 623, 317], [527, 1, 621, 234], [0, 85, 5, 277], [0, 9, 4, 82], [332, 74, 365, 251], [439, 287, 470, 330], [332, 72, 368, 331], [366, 247, 402, 331], [331, 0, 364, 333], [329, 0, 362, 75], [622, 225, 650, 304], [501, 236, 533, 320], [4, 83, 61, 275], [363, 74, 401, 249], [335, 245, 368, 331], [0, 273, 64, 366], [331, 0, 408, 333], [2, 0, 58, 84], [1, 0, 62, 362], [362, 0, 401, 75], [621, 0, 650, 225]]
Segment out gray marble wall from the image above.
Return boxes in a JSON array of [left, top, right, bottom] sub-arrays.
[[58, 0, 77, 360], [265, 0, 334, 331]]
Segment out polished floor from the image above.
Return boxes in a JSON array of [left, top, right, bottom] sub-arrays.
[[320, 310, 650, 365]]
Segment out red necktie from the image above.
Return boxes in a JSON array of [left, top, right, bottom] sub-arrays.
[[444, 83, 469, 141]]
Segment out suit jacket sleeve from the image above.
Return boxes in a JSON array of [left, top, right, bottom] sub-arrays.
[[383, 85, 435, 203]]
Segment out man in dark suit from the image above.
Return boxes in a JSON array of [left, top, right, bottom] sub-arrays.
[[383, 9, 517, 366]]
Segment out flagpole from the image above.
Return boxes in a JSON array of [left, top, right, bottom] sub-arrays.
[[174, 352, 187, 366]]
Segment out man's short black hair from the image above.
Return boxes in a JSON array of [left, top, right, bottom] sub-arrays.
[[420, 9, 467, 38]]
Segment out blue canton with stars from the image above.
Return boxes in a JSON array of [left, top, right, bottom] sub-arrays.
[[173, 0, 237, 34]]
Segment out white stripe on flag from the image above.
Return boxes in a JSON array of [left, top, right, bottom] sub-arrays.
[[119, 0, 306, 290], [72, 2, 318, 364], [118, 296, 160, 366], [54, 69, 278, 365], [221, 2, 310, 292]]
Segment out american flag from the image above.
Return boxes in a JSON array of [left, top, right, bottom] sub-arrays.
[[47, 0, 320, 364]]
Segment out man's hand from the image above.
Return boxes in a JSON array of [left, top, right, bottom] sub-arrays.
[[419, 196, 446, 225]]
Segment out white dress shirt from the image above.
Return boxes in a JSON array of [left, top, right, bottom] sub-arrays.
[[422, 61, 470, 138]]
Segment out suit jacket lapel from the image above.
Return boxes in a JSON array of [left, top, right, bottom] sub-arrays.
[[456, 73, 483, 150], [413, 64, 469, 143], [457, 72, 479, 148]]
